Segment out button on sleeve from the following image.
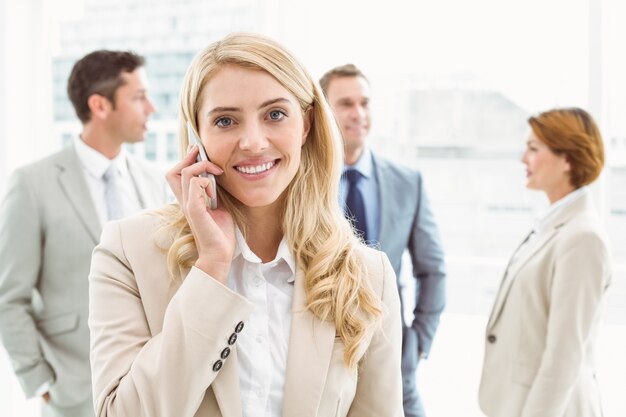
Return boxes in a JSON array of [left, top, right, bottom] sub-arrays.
[[235, 321, 244, 333]]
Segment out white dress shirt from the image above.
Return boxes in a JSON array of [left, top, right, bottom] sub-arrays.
[[507, 187, 589, 272], [73, 137, 143, 225], [531, 186, 588, 236], [228, 229, 295, 417]]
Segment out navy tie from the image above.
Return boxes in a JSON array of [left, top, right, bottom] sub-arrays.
[[344, 169, 368, 242]]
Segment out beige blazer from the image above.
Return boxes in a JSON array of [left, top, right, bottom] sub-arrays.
[[88, 211, 404, 417], [0, 146, 167, 408], [479, 192, 612, 417]]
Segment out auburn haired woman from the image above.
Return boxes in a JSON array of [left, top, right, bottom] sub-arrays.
[[479, 107, 612, 417]]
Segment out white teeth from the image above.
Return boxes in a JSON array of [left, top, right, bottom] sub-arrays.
[[236, 161, 275, 175]]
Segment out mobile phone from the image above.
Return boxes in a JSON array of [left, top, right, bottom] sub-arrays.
[[187, 121, 218, 210]]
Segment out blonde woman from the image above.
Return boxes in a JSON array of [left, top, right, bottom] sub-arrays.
[[88, 33, 403, 417], [479, 108, 612, 417]]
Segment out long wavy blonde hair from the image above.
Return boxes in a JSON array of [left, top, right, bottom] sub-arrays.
[[156, 33, 382, 368]]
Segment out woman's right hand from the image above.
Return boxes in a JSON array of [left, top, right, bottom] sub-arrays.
[[165, 146, 235, 284]]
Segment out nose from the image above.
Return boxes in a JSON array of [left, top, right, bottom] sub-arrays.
[[145, 96, 156, 115], [521, 150, 528, 165], [239, 120, 269, 152], [350, 104, 366, 120]]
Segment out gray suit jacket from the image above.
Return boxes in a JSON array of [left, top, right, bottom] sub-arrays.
[[0, 145, 167, 407], [373, 154, 445, 356]]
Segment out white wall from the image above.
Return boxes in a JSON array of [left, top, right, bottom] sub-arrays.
[[0, 0, 7, 190], [1, 0, 55, 190]]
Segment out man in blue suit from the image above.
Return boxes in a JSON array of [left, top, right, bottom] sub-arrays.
[[320, 64, 446, 417]]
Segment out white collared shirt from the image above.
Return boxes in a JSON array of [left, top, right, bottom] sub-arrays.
[[510, 187, 589, 267], [531, 186, 588, 236], [73, 137, 143, 225], [228, 229, 295, 417]]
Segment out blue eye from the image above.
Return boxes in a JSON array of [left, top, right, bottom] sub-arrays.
[[215, 117, 233, 127], [268, 110, 285, 121]]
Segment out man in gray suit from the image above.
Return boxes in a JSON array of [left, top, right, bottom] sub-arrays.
[[0, 50, 168, 417], [321, 64, 446, 417]]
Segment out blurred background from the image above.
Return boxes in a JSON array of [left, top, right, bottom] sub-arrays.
[[1, 0, 625, 416]]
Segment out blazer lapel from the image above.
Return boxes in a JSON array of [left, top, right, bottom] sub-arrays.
[[126, 156, 158, 209], [487, 228, 558, 329], [487, 194, 591, 329], [374, 156, 391, 251], [282, 269, 336, 417], [56, 146, 101, 244]]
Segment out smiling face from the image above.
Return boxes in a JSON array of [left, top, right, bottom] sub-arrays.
[[197, 65, 310, 213], [521, 131, 573, 202]]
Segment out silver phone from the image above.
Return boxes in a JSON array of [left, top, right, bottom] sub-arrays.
[[187, 121, 218, 210]]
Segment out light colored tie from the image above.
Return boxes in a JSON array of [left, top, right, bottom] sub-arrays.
[[102, 164, 124, 221]]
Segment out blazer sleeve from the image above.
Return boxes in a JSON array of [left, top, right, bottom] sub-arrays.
[[0, 169, 55, 396], [89, 221, 254, 417], [408, 172, 446, 356], [348, 252, 404, 417], [521, 230, 611, 417]]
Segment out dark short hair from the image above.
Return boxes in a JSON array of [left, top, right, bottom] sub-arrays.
[[67, 50, 145, 123], [319, 63, 368, 96], [528, 107, 604, 188]]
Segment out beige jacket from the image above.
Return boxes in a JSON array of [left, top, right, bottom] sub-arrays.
[[88, 211, 404, 417], [479, 192, 612, 417]]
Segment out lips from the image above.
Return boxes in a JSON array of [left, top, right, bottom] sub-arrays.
[[235, 159, 278, 175]]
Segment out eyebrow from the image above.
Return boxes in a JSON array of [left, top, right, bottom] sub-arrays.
[[337, 97, 368, 104], [206, 97, 291, 116]]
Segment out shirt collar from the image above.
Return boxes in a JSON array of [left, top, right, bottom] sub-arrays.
[[73, 136, 129, 179], [233, 228, 296, 281], [344, 147, 373, 179], [533, 186, 588, 234]]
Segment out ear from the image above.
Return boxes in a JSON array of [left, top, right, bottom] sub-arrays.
[[301, 107, 313, 146], [87, 94, 113, 121], [563, 155, 571, 172]]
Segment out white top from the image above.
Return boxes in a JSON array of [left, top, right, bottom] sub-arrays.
[[509, 186, 589, 268], [228, 229, 295, 417], [73, 136, 143, 225], [532, 186, 588, 235]]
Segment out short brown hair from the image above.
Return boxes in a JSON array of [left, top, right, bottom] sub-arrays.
[[528, 107, 604, 188], [319, 63, 368, 96], [67, 50, 145, 123]]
